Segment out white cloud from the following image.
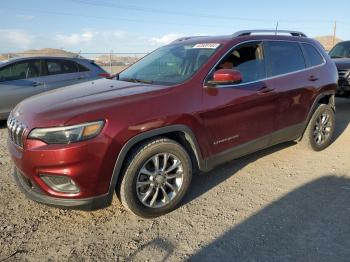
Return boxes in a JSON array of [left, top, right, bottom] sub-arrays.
[[0, 29, 33, 50], [149, 33, 184, 46], [100, 31, 127, 39], [16, 14, 35, 21], [53, 30, 129, 49], [54, 30, 96, 45], [0, 29, 190, 53]]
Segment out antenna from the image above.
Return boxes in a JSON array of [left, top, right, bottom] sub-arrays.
[[275, 21, 279, 36]]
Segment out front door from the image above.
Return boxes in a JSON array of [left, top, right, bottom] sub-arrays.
[[0, 59, 45, 117], [201, 41, 277, 160]]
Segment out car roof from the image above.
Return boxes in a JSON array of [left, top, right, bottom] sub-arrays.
[[2, 56, 90, 63]]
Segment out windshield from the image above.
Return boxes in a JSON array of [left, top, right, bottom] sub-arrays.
[[118, 43, 221, 85], [329, 42, 350, 58]]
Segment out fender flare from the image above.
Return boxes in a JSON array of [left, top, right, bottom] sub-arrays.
[[300, 92, 335, 140], [106, 124, 206, 195]]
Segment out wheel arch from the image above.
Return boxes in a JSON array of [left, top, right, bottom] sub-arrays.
[[108, 125, 206, 195], [299, 91, 335, 141]]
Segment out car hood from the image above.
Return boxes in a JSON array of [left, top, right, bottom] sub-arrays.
[[332, 58, 350, 70], [14, 78, 169, 127]]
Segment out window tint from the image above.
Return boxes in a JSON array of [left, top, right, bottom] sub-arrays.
[[302, 43, 324, 67], [119, 44, 218, 85], [195, 49, 215, 71], [46, 59, 78, 75], [214, 41, 266, 84], [266, 41, 306, 76], [77, 63, 89, 72], [90, 62, 103, 70], [0, 60, 40, 82], [329, 42, 350, 58]]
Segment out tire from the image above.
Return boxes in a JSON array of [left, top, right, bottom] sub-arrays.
[[118, 138, 192, 218], [301, 104, 335, 151]]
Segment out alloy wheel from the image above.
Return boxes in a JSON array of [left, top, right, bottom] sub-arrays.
[[313, 112, 332, 145], [136, 153, 184, 208]]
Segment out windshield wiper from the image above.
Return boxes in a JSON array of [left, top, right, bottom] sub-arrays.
[[331, 55, 346, 58], [121, 77, 153, 84]]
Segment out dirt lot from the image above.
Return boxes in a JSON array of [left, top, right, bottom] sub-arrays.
[[0, 98, 350, 262]]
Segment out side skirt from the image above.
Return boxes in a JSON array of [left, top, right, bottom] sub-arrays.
[[205, 123, 305, 171]]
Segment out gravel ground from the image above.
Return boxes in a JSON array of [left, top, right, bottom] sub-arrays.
[[1, 98, 350, 262]]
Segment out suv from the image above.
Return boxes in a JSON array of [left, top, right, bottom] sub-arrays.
[[329, 41, 350, 97], [7, 30, 337, 218], [0, 56, 109, 120]]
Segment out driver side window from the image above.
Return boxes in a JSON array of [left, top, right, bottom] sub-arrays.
[[215, 41, 266, 84]]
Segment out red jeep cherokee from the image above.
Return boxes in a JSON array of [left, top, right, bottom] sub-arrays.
[[7, 30, 337, 218]]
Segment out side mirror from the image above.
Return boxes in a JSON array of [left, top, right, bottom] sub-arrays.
[[207, 69, 242, 86], [107, 73, 119, 80]]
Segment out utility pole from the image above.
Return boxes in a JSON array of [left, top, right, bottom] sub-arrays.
[[332, 21, 337, 48], [109, 50, 113, 74]]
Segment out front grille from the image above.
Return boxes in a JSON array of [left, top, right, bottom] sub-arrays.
[[338, 70, 349, 80], [7, 116, 26, 148]]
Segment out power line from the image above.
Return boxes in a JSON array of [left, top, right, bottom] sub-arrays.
[[1, 5, 347, 36], [68, 0, 341, 24], [0, 6, 274, 29]]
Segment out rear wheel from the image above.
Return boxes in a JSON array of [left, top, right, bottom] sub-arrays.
[[118, 138, 192, 218], [301, 104, 335, 151]]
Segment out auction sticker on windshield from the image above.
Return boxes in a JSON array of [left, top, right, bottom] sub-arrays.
[[193, 43, 220, 49]]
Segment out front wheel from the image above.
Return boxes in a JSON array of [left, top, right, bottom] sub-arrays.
[[301, 104, 335, 151], [118, 138, 192, 218]]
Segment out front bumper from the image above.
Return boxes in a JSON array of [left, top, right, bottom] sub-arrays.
[[7, 130, 120, 210], [337, 77, 350, 96], [13, 168, 111, 210]]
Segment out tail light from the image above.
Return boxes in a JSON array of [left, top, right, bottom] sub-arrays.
[[98, 73, 111, 78]]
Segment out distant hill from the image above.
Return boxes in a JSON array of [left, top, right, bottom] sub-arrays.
[[315, 36, 343, 51], [0, 48, 79, 61], [0, 54, 10, 61]]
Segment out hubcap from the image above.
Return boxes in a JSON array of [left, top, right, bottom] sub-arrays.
[[313, 112, 332, 145], [136, 153, 184, 208]]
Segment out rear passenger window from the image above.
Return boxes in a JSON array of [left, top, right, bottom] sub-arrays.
[[77, 63, 89, 72], [302, 43, 324, 67], [266, 41, 306, 76], [46, 59, 78, 75]]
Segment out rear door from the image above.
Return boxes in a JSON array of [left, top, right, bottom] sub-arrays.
[[264, 40, 320, 143], [40, 58, 83, 89], [0, 59, 45, 117]]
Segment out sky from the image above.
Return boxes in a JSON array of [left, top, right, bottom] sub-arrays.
[[0, 0, 348, 54]]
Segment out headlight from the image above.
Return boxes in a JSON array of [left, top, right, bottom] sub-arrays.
[[28, 121, 104, 144]]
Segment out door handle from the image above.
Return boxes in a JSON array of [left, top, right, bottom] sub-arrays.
[[77, 76, 85, 80], [258, 86, 275, 94], [308, 75, 319, 82], [32, 82, 43, 87]]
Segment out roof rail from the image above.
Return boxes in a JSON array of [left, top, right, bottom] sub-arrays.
[[172, 36, 208, 43], [233, 30, 307, 38]]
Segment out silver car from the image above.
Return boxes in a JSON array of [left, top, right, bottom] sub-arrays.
[[0, 56, 108, 119]]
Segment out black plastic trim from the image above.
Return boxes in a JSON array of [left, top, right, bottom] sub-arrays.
[[206, 123, 304, 170], [13, 168, 111, 211]]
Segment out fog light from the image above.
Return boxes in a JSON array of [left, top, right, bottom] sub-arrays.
[[40, 175, 80, 194]]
